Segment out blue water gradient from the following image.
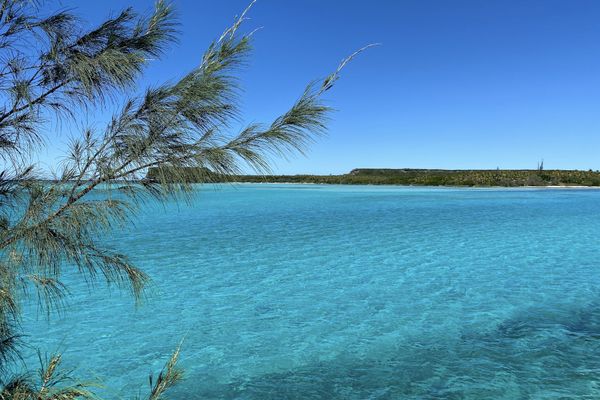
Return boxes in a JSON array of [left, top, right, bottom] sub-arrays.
[[22, 185, 600, 398]]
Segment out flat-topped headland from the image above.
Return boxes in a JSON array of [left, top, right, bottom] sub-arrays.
[[146, 167, 600, 187]]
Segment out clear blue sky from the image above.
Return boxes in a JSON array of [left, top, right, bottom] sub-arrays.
[[42, 0, 600, 174]]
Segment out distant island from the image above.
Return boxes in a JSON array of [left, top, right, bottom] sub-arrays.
[[146, 167, 600, 187]]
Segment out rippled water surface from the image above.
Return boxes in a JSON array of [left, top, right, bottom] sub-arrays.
[[23, 185, 600, 398]]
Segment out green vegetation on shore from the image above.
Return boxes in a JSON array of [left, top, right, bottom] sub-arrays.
[[147, 167, 600, 187]]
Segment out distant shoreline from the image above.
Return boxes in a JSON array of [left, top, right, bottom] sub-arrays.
[[222, 182, 600, 189], [147, 168, 600, 187]]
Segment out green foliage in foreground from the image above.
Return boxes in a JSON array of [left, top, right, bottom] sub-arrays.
[[0, 0, 364, 398], [147, 167, 600, 187]]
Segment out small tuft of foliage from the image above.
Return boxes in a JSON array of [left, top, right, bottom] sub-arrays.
[[0, 352, 97, 400]]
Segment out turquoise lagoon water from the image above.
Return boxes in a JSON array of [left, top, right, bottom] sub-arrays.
[[22, 184, 600, 398]]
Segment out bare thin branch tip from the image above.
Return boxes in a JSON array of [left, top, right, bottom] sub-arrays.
[[218, 0, 258, 43], [338, 43, 381, 72], [320, 43, 380, 93]]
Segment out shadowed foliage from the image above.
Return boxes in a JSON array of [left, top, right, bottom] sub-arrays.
[[0, 0, 369, 398]]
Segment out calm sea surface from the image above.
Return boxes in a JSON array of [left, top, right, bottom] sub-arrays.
[[22, 184, 600, 398]]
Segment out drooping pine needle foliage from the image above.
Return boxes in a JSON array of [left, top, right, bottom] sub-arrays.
[[0, 0, 371, 398]]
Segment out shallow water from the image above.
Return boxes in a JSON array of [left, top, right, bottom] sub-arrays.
[[22, 185, 600, 398]]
